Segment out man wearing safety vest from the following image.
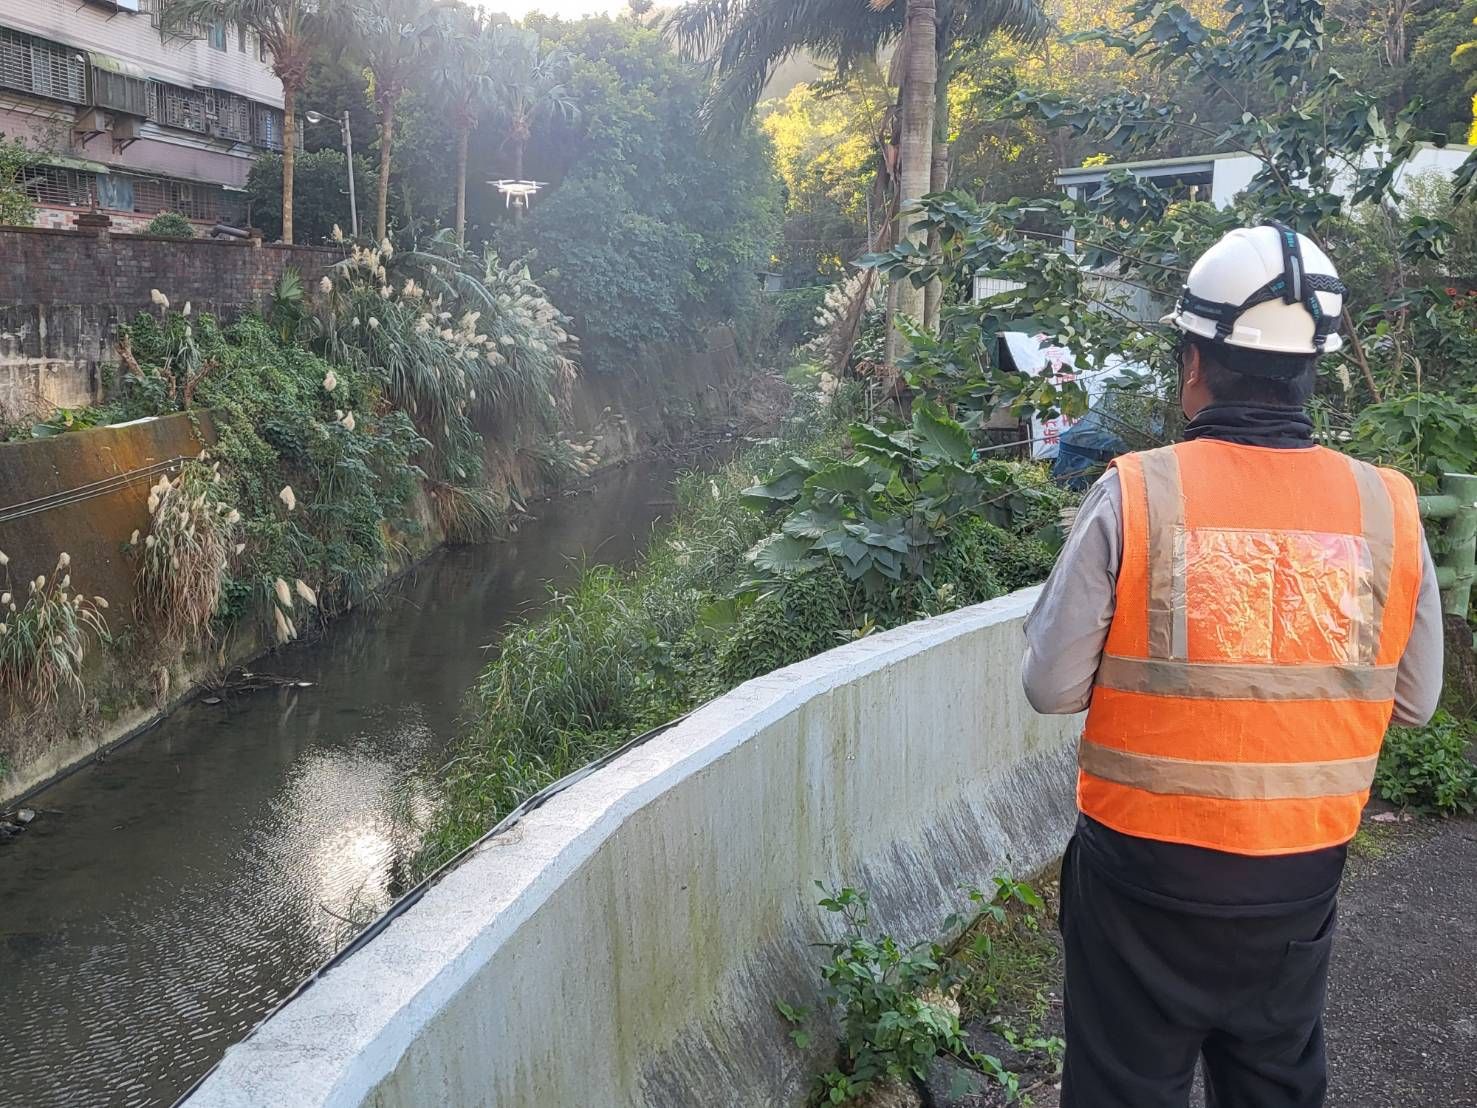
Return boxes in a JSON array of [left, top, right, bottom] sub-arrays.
[[1023, 223, 1444, 1107]]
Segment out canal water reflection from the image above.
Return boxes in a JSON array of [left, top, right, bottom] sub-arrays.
[[0, 461, 684, 1108]]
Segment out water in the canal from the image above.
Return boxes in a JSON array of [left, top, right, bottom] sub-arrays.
[[0, 461, 685, 1108]]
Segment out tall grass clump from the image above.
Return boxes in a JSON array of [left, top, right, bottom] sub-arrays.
[[131, 458, 241, 644], [0, 551, 109, 709], [318, 231, 578, 493]]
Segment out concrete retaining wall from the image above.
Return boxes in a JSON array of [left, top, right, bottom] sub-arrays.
[[190, 588, 1082, 1108]]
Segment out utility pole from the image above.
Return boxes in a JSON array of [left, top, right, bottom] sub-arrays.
[[342, 110, 359, 240]]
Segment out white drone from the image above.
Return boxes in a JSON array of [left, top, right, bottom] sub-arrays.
[[489, 180, 546, 208]]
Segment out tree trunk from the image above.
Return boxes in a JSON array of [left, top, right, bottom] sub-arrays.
[[455, 124, 470, 244], [376, 100, 395, 242], [281, 84, 296, 245], [889, 0, 936, 365], [923, 138, 949, 332]]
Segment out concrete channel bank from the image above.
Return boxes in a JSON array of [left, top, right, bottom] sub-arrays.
[[189, 587, 1082, 1108]]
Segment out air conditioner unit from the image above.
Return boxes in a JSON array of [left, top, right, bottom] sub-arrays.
[[115, 0, 141, 11], [112, 115, 143, 143], [74, 108, 111, 135]]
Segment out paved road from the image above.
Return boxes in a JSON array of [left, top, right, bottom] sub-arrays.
[[1326, 815, 1477, 1107], [934, 814, 1477, 1107]]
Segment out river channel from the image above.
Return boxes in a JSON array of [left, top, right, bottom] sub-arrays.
[[0, 460, 686, 1107]]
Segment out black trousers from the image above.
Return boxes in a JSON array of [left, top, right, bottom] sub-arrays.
[[1059, 836, 1337, 1108]]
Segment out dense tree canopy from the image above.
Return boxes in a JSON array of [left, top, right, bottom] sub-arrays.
[[496, 16, 780, 372]]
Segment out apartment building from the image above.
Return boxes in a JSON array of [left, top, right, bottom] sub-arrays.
[[0, 0, 285, 231]]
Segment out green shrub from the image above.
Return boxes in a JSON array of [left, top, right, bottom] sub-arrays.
[[1375, 711, 1477, 816], [779, 881, 1048, 1105], [144, 211, 195, 238], [118, 312, 426, 626]]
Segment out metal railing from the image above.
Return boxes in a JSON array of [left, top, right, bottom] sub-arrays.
[[1418, 473, 1477, 616]]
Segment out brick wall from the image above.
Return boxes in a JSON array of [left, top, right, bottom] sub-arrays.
[[0, 222, 340, 419]]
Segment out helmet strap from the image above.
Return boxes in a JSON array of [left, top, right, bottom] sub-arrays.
[[1173, 224, 1349, 358]]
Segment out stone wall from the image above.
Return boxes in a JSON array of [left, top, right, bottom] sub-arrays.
[[0, 223, 339, 420]]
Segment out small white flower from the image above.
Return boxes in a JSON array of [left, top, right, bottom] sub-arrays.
[[57, 552, 70, 569], [94, 596, 109, 609], [150, 289, 169, 308], [340, 412, 356, 432], [294, 580, 318, 607], [145, 535, 157, 548], [332, 224, 344, 243], [323, 370, 338, 393], [380, 286, 391, 300], [183, 301, 192, 317], [234, 543, 246, 556], [352, 317, 361, 327], [320, 275, 334, 294], [226, 509, 241, 525], [368, 317, 380, 330], [0, 593, 8, 605], [274, 577, 293, 609], [129, 529, 140, 546], [0, 550, 8, 566], [380, 238, 393, 257], [279, 485, 297, 512]]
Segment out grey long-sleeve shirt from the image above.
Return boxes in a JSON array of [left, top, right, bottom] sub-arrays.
[[1022, 469, 1445, 726]]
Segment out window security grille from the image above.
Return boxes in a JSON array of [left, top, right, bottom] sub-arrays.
[[0, 26, 87, 104], [92, 68, 153, 117], [21, 165, 98, 208]]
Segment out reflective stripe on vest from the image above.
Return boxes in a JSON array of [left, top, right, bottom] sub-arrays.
[[1079, 440, 1424, 856]]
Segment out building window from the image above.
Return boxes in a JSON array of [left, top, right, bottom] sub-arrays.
[[208, 19, 227, 51], [252, 103, 284, 151], [0, 26, 88, 105], [92, 68, 154, 117], [156, 82, 208, 132], [21, 165, 98, 209], [237, 23, 247, 52]]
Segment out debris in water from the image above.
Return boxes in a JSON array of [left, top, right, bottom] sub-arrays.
[[203, 697, 223, 706], [15, 808, 35, 824]]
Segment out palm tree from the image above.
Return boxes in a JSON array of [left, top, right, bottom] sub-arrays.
[[894, 0, 936, 344], [350, 0, 439, 241], [163, 0, 341, 244], [431, 7, 495, 243], [668, 0, 1046, 339], [487, 26, 577, 188]]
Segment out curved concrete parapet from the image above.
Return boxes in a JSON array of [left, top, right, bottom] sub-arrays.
[[189, 587, 1082, 1108]]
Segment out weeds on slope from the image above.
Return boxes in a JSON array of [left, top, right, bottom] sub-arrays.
[[415, 377, 1075, 876]]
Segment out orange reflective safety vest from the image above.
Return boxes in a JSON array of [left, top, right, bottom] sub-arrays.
[[1080, 439, 1425, 856]]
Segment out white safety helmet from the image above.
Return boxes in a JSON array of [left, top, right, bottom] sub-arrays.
[[1161, 223, 1346, 357]]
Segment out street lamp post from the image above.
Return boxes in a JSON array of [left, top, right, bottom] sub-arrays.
[[305, 109, 359, 240]]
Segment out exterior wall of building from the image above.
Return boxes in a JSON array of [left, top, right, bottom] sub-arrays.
[[0, 0, 281, 105], [0, 0, 285, 230]]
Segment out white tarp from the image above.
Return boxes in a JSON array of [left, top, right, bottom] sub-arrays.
[[999, 332, 1133, 460]]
